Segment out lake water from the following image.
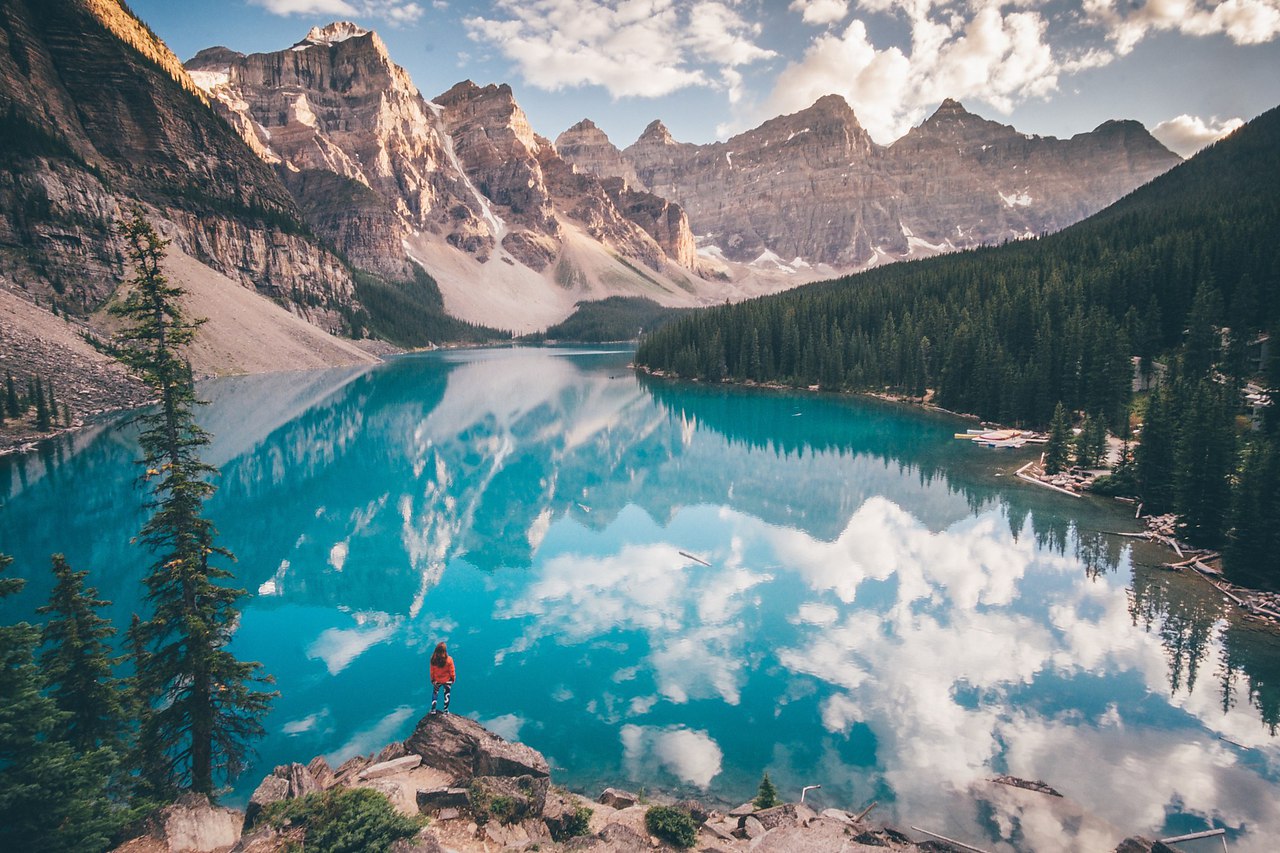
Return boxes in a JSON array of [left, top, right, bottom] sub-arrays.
[[2, 347, 1278, 851]]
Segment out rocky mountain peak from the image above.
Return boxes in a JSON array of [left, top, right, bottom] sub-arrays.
[[301, 22, 369, 46], [638, 120, 676, 145]]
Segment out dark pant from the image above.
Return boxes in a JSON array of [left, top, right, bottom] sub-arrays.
[[431, 682, 451, 712]]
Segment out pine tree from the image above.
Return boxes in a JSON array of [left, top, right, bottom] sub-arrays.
[[37, 554, 125, 755], [1045, 402, 1072, 474], [0, 555, 119, 852], [1073, 412, 1096, 467], [112, 210, 275, 797], [1136, 384, 1177, 512], [1175, 378, 1236, 547], [4, 370, 17, 419], [1226, 438, 1280, 588], [34, 377, 50, 431], [754, 771, 779, 810]]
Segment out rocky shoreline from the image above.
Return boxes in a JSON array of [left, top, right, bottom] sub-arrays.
[[110, 712, 1179, 853]]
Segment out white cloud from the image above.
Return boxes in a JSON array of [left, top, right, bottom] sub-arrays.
[[464, 0, 775, 99], [621, 724, 724, 788], [790, 0, 850, 26], [757, 0, 1276, 145], [1087, 0, 1280, 54], [1152, 113, 1245, 157], [250, 0, 425, 25], [763, 4, 1079, 143]]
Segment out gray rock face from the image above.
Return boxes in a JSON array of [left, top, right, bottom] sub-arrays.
[[244, 762, 322, 826], [557, 95, 1181, 268], [436, 80, 700, 275], [417, 787, 471, 812], [0, 0, 355, 324], [402, 711, 550, 784], [185, 25, 492, 280]]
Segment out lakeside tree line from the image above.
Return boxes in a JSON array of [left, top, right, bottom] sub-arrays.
[[0, 213, 274, 851], [637, 105, 1280, 587]]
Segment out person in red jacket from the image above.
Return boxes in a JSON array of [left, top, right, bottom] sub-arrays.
[[430, 641, 456, 714]]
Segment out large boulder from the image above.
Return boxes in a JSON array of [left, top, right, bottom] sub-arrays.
[[596, 787, 639, 809], [123, 792, 243, 852], [358, 755, 422, 781], [416, 787, 471, 812], [403, 712, 549, 783]]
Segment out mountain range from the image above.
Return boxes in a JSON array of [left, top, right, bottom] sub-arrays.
[[0, 0, 1184, 416]]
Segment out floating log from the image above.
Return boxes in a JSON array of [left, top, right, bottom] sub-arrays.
[[854, 801, 878, 822], [910, 826, 993, 853]]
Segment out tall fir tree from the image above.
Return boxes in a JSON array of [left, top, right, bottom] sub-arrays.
[[1226, 438, 1280, 589], [0, 555, 119, 852], [1044, 402, 1072, 474], [112, 210, 274, 797], [37, 554, 125, 755], [1174, 378, 1236, 547], [1136, 383, 1177, 513]]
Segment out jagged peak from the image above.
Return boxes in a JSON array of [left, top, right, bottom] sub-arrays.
[[925, 98, 977, 123], [302, 22, 370, 46], [566, 118, 600, 133], [637, 119, 675, 145]]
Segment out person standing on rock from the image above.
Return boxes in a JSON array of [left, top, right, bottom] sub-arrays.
[[430, 641, 456, 714]]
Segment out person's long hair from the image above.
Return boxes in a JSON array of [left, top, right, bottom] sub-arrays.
[[431, 642, 449, 666]]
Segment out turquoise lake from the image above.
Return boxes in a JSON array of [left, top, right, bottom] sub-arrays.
[[2, 347, 1279, 851]]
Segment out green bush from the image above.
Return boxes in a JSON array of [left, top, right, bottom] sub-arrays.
[[754, 771, 779, 809], [262, 788, 422, 853], [550, 803, 594, 841], [644, 805, 697, 849]]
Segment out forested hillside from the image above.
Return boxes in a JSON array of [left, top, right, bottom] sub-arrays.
[[637, 104, 1280, 587]]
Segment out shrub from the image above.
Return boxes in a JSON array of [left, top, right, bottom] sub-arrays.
[[551, 804, 593, 841], [261, 788, 422, 853], [644, 805, 697, 849], [754, 771, 779, 809]]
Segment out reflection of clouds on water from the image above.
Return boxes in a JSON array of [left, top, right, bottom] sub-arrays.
[[999, 713, 1280, 849], [501, 542, 770, 706], [325, 704, 415, 766], [477, 712, 527, 742], [307, 612, 399, 675], [769, 499, 1280, 851], [281, 708, 330, 736], [621, 724, 723, 789], [768, 496, 1061, 608]]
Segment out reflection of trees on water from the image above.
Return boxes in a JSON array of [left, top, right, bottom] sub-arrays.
[[1219, 624, 1280, 734], [1129, 569, 1221, 694], [1128, 567, 1280, 731]]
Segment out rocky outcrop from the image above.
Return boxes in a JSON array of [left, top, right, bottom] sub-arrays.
[[557, 95, 1181, 268], [403, 711, 550, 782]]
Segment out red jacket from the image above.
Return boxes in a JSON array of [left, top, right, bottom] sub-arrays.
[[430, 655, 455, 685]]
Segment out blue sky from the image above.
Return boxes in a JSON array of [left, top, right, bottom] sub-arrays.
[[131, 0, 1280, 156]]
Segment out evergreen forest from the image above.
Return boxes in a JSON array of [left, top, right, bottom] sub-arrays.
[[637, 104, 1280, 587]]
